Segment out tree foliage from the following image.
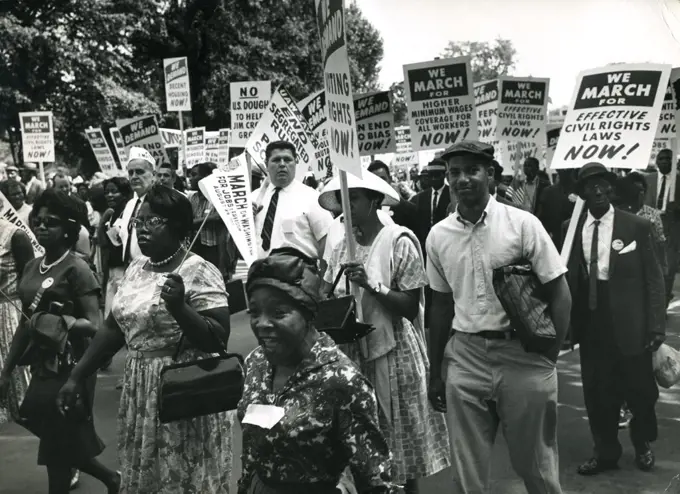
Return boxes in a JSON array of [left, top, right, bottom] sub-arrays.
[[391, 38, 517, 126], [0, 0, 383, 173]]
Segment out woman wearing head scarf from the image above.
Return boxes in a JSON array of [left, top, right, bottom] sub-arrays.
[[0, 189, 119, 493], [58, 184, 233, 493], [240, 248, 399, 494], [319, 174, 450, 493]]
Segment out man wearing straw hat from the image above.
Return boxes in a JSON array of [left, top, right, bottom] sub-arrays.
[[565, 161, 665, 475], [427, 140, 571, 494]]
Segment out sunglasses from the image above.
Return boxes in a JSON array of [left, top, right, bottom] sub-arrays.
[[33, 216, 64, 228], [134, 216, 168, 230]]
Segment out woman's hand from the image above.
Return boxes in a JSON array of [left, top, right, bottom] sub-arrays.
[[343, 262, 370, 290], [160, 273, 187, 307], [56, 377, 83, 417]]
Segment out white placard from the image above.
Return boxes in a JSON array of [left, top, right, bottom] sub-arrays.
[[496, 76, 550, 143], [230, 81, 271, 147], [160, 128, 182, 149], [109, 127, 128, 165], [298, 90, 331, 179], [19, 111, 55, 162], [85, 127, 118, 174], [163, 57, 192, 112], [354, 91, 396, 156], [185, 127, 205, 169], [118, 115, 169, 166], [205, 131, 219, 163], [0, 192, 44, 256], [217, 129, 231, 167]]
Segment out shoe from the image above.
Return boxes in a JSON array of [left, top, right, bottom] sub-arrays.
[[635, 445, 655, 472], [577, 458, 619, 476], [618, 409, 632, 429], [70, 469, 80, 490], [115, 379, 124, 390]]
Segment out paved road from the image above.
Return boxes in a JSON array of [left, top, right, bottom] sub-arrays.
[[3, 302, 680, 493]]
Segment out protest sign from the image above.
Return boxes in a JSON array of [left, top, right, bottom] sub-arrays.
[[403, 56, 477, 151], [118, 115, 169, 165], [85, 127, 118, 174], [160, 128, 182, 149], [205, 131, 219, 163], [184, 127, 205, 169], [0, 192, 44, 256], [163, 57, 191, 112], [671, 68, 680, 142], [395, 125, 412, 153], [316, 0, 362, 177], [230, 81, 271, 147], [19, 111, 55, 162], [552, 63, 671, 170], [246, 86, 322, 179], [217, 129, 231, 167], [353, 91, 396, 155], [298, 90, 331, 179], [499, 141, 540, 172], [649, 138, 670, 168], [199, 166, 257, 266], [109, 128, 128, 165], [475, 79, 499, 147], [392, 152, 419, 171], [496, 77, 549, 142], [656, 79, 676, 139], [545, 125, 562, 169]]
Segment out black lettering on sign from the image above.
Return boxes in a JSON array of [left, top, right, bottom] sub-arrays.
[[408, 63, 469, 102], [574, 71, 662, 109], [500, 80, 545, 105], [474, 80, 498, 106], [165, 58, 188, 83], [354, 91, 391, 120], [317, 0, 345, 65]]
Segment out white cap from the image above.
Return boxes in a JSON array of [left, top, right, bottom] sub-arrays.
[[126, 146, 156, 169]]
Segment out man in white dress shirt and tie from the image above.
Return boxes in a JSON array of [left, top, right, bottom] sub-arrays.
[[251, 140, 333, 260]]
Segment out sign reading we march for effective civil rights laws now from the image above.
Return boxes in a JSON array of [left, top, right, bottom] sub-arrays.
[[19, 111, 55, 162], [552, 63, 671, 170], [316, 0, 362, 178], [496, 77, 550, 142], [353, 91, 396, 155], [230, 81, 271, 147], [163, 57, 192, 112], [403, 56, 477, 151]]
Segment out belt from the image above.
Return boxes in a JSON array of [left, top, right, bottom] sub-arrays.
[[457, 330, 515, 340], [127, 348, 176, 359]]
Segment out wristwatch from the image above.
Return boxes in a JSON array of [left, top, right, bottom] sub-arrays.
[[372, 282, 390, 296]]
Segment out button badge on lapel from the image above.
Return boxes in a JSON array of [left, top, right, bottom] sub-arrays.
[[612, 239, 624, 251]]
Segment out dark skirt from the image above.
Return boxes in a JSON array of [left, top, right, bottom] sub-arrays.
[[18, 371, 104, 467]]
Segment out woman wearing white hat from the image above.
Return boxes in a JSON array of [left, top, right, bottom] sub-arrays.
[[319, 173, 450, 493]]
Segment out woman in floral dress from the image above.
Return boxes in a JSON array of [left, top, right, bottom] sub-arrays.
[[319, 173, 450, 493], [59, 185, 233, 493]]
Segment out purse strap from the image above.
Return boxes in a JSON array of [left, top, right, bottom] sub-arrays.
[[327, 265, 351, 300], [172, 318, 232, 362]]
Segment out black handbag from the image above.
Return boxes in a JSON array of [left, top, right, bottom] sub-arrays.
[[314, 266, 374, 345], [492, 263, 557, 354], [158, 328, 245, 424]]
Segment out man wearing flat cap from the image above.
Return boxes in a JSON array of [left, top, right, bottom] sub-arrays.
[[565, 161, 665, 476], [427, 140, 571, 493]]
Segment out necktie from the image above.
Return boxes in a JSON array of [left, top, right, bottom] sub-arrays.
[[431, 190, 439, 226], [261, 187, 281, 252], [124, 198, 141, 263], [588, 220, 600, 311], [657, 175, 667, 210]]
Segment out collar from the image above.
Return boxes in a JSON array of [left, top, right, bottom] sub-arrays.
[[455, 194, 496, 226], [585, 204, 614, 228], [432, 185, 446, 196], [269, 180, 296, 193]]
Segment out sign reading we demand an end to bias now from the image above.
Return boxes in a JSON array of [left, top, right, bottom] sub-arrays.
[[353, 91, 396, 155], [403, 56, 477, 151], [316, 0, 362, 177], [552, 63, 671, 170]]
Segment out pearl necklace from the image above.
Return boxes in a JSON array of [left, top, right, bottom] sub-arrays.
[[39, 250, 71, 275], [148, 246, 184, 268]]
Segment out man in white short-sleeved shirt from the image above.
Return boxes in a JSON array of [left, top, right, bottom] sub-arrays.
[[426, 140, 571, 494], [251, 141, 333, 260]]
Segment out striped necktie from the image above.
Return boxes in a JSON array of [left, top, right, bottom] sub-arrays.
[[261, 187, 281, 252]]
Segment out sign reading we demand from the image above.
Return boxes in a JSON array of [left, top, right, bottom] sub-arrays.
[[552, 63, 671, 170]]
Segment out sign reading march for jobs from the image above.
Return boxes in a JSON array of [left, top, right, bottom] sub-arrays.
[[316, 0, 362, 178], [552, 63, 671, 170], [163, 57, 191, 112], [19, 112, 55, 162], [403, 56, 477, 151]]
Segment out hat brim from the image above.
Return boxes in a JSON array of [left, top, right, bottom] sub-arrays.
[[576, 170, 617, 194], [319, 172, 401, 213]]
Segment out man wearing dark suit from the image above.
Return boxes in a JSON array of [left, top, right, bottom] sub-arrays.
[[366, 160, 419, 234], [536, 169, 578, 251], [565, 162, 665, 476], [644, 148, 680, 306], [410, 159, 451, 253]]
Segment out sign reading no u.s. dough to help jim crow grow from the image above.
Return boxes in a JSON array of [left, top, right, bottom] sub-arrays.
[[19, 111, 55, 162], [230, 81, 271, 147], [496, 76, 549, 143], [316, 0, 362, 178], [551, 63, 671, 170], [402, 56, 477, 151], [163, 57, 192, 112]]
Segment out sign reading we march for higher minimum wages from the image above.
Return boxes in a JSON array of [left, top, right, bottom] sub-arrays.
[[316, 0, 362, 178], [19, 111, 55, 162], [163, 57, 192, 112], [552, 63, 671, 170], [403, 56, 477, 151]]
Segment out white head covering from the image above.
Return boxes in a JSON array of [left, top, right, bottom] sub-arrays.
[[318, 171, 401, 213], [126, 146, 156, 169]]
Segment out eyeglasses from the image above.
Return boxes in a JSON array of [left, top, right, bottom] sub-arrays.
[[33, 216, 63, 228], [134, 216, 168, 230]]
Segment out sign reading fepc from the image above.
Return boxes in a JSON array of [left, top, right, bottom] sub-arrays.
[[163, 57, 192, 112]]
